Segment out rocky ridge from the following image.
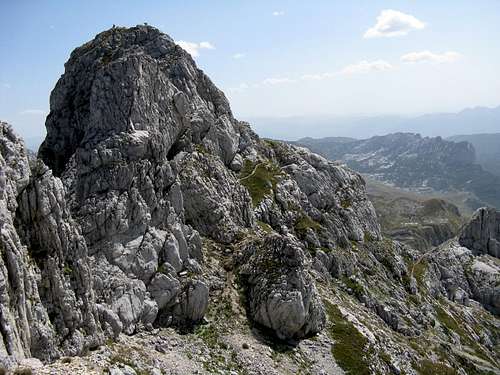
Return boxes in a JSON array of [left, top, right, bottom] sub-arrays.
[[296, 133, 500, 209], [0, 26, 498, 374]]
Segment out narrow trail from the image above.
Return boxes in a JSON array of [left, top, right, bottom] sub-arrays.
[[238, 162, 265, 182]]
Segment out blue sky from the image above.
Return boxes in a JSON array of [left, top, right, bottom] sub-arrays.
[[1, 0, 500, 140]]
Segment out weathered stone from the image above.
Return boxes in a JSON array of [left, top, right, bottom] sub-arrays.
[[148, 272, 181, 310], [459, 207, 500, 258], [239, 235, 326, 340]]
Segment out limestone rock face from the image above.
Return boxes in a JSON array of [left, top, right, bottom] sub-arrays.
[[426, 240, 500, 315], [38, 25, 237, 334], [424, 209, 500, 315], [459, 207, 500, 258], [0, 122, 102, 362]]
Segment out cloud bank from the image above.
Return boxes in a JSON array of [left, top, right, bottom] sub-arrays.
[[340, 60, 394, 75]]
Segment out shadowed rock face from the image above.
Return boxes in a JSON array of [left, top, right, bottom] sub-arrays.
[[1, 122, 101, 362], [459, 207, 500, 258]]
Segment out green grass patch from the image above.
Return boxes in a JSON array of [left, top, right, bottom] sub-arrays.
[[324, 300, 371, 375], [435, 305, 461, 334], [340, 198, 352, 209], [434, 305, 491, 362], [264, 139, 282, 149], [294, 215, 321, 237], [239, 160, 281, 206], [363, 231, 375, 242], [195, 143, 209, 154], [63, 265, 72, 276], [341, 277, 365, 299], [413, 260, 427, 288], [194, 324, 221, 349]]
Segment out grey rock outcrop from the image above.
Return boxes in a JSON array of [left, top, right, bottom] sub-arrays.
[[459, 207, 500, 257], [0, 122, 102, 362], [424, 208, 500, 315], [33, 25, 381, 343], [239, 235, 326, 340]]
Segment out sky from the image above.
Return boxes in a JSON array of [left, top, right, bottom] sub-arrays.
[[1, 0, 500, 141]]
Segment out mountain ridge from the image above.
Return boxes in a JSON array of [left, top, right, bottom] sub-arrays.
[[247, 105, 500, 140], [296, 132, 500, 209]]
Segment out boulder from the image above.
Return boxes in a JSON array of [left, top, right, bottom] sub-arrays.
[[239, 234, 326, 340]]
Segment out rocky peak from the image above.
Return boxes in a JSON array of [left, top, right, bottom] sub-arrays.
[[39, 25, 233, 176], [2, 24, 379, 362]]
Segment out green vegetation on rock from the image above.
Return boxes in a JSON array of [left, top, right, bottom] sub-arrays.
[[294, 215, 321, 237], [257, 220, 274, 234], [324, 300, 371, 375], [239, 160, 281, 206], [412, 260, 427, 288]]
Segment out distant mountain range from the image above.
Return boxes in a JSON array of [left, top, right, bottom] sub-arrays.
[[18, 105, 500, 153], [295, 133, 500, 209], [249, 105, 500, 140]]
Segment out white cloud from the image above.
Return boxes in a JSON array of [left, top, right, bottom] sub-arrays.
[[232, 53, 245, 59], [301, 74, 326, 81], [272, 11, 285, 16], [1, 83, 11, 89], [175, 40, 215, 57], [300, 61, 393, 81], [199, 41, 215, 50], [261, 77, 295, 85], [401, 51, 461, 64], [339, 60, 394, 75], [20, 109, 47, 116], [364, 9, 425, 38], [234, 59, 393, 91]]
